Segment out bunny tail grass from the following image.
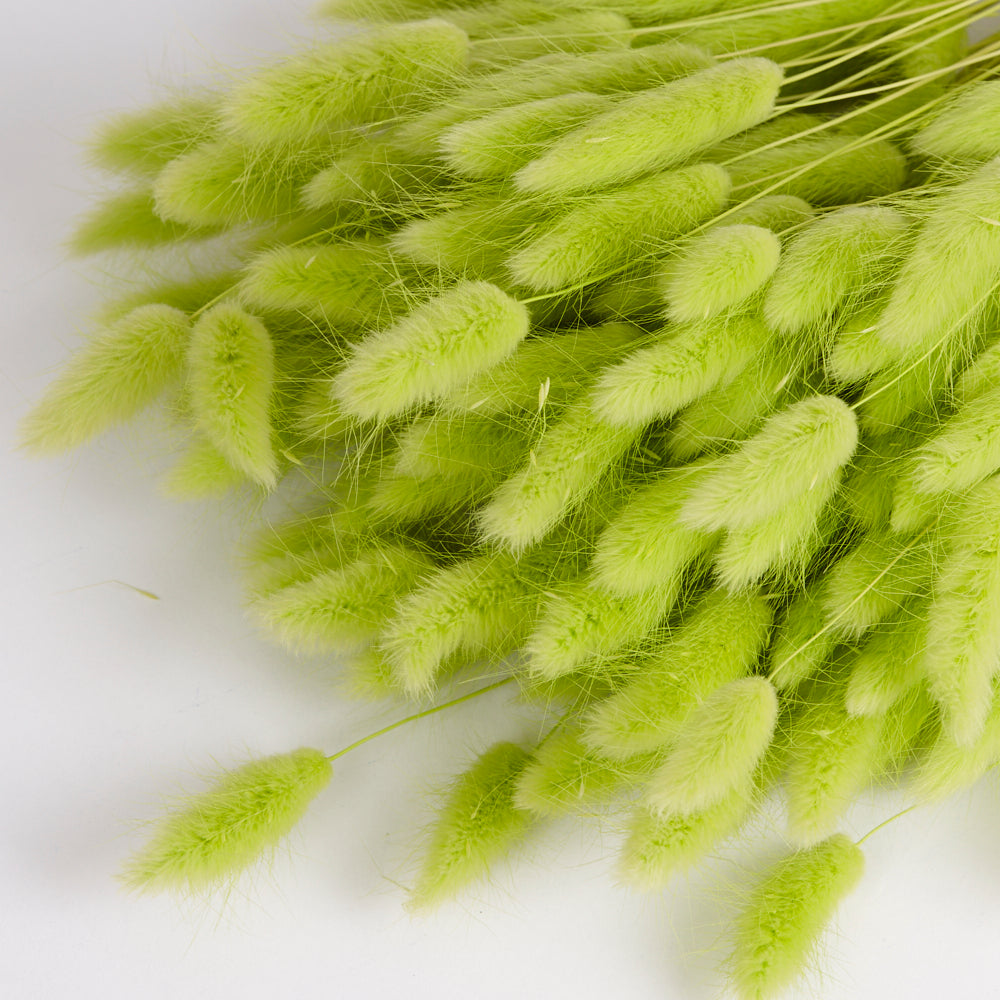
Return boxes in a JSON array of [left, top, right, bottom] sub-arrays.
[[21, 304, 190, 454], [334, 281, 530, 422], [186, 303, 278, 489], [514, 57, 783, 195], [409, 742, 533, 909], [727, 834, 865, 1000], [644, 676, 778, 816], [121, 748, 332, 893]]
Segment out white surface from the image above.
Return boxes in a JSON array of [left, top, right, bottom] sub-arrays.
[[3, 4, 1000, 998]]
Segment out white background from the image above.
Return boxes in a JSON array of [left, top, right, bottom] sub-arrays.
[[3, 3, 1000, 998]]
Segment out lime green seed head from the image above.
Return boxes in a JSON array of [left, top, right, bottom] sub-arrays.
[[122, 748, 333, 893], [410, 742, 533, 909], [21, 304, 190, 455], [727, 834, 865, 1000]]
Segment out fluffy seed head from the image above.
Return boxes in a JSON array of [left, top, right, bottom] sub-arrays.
[[509, 162, 731, 292], [664, 224, 781, 322], [515, 57, 783, 195], [410, 742, 532, 909], [334, 281, 530, 422], [222, 20, 469, 144], [21, 304, 189, 454], [122, 748, 332, 893], [644, 676, 778, 815], [186, 303, 278, 488], [728, 834, 865, 1000], [680, 395, 858, 532]]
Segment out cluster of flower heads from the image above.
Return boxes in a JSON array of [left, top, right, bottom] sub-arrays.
[[24, 0, 1000, 995]]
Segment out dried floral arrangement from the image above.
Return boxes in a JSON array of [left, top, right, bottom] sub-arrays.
[[21, 0, 1000, 995]]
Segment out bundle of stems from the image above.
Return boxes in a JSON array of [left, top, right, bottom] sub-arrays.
[[23, 0, 1000, 995]]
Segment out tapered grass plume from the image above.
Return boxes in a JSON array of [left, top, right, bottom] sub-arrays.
[[727, 134, 907, 206], [923, 478, 1000, 746], [379, 551, 528, 698], [591, 312, 772, 429], [589, 461, 717, 597], [68, 188, 212, 256], [763, 206, 908, 338], [680, 395, 858, 533], [254, 542, 435, 653], [122, 748, 332, 893], [621, 781, 759, 890], [443, 323, 642, 416], [768, 589, 838, 691], [394, 40, 714, 149], [902, 387, 1000, 497], [221, 19, 470, 145], [509, 162, 731, 292], [439, 92, 611, 180], [784, 683, 883, 845], [913, 681, 1000, 801], [476, 399, 636, 552], [845, 608, 926, 716], [644, 676, 777, 815], [910, 80, 1000, 163], [728, 834, 865, 1000], [876, 157, 1000, 362], [153, 138, 333, 228], [583, 590, 773, 758], [514, 57, 783, 195], [514, 726, 652, 816], [240, 241, 403, 328], [87, 92, 220, 177], [663, 224, 781, 323], [410, 742, 533, 908], [21, 305, 190, 454], [334, 281, 530, 422], [186, 303, 278, 489], [713, 484, 838, 592], [819, 533, 933, 640], [525, 577, 674, 681]]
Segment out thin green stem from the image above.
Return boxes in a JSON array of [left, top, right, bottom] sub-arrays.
[[857, 803, 920, 844], [327, 676, 514, 762]]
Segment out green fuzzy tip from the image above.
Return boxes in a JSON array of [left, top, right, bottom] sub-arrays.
[[122, 748, 333, 893], [728, 834, 865, 1000]]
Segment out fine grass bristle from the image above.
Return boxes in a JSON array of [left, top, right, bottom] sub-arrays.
[[21, 304, 190, 454], [410, 742, 533, 909], [727, 834, 865, 1000], [122, 748, 332, 893]]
